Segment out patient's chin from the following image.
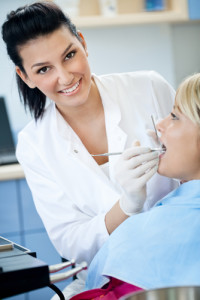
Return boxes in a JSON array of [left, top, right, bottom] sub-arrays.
[[158, 165, 180, 180], [157, 168, 165, 176], [157, 164, 170, 178], [157, 154, 171, 178]]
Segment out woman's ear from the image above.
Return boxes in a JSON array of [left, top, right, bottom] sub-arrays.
[[15, 66, 36, 89], [77, 31, 88, 57]]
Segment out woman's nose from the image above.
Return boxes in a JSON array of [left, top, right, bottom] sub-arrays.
[[156, 115, 170, 133], [57, 67, 73, 86], [156, 116, 168, 133]]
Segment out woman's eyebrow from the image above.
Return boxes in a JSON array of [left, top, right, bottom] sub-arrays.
[[31, 43, 74, 69], [61, 43, 73, 57], [173, 105, 179, 112]]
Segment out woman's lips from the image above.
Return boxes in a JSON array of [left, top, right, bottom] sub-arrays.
[[59, 79, 81, 95], [162, 144, 167, 152], [159, 143, 167, 158]]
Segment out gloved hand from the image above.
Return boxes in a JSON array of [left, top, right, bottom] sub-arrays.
[[115, 141, 159, 216]]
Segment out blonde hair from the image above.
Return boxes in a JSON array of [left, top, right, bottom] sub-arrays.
[[175, 73, 200, 126]]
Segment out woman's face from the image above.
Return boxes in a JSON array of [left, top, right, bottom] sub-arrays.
[[16, 26, 92, 112], [156, 106, 200, 181]]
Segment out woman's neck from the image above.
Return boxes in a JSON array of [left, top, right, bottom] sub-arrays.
[[56, 77, 108, 163], [57, 77, 103, 127]]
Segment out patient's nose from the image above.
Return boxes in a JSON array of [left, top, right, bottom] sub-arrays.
[[156, 117, 166, 133]]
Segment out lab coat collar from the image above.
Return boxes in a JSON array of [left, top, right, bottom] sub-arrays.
[[93, 74, 127, 181], [53, 73, 124, 140], [54, 104, 74, 141], [92, 74, 121, 133]]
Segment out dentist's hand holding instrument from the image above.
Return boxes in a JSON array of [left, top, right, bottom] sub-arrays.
[[115, 141, 160, 216]]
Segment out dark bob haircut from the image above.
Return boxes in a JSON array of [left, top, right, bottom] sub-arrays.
[[2, 1, 81, 120]]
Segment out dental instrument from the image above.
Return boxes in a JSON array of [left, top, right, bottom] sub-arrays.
[[92, 116, 164, 157], [92, 148, 163, 157], [49, 259, 75, 273], [151, 115, 162, 147], [50, 261, 87, 284]]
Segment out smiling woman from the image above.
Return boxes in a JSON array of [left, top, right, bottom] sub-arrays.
[[1, 1, 178, 298]]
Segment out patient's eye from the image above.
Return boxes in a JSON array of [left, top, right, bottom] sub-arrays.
[[171, 112, 179, 120]]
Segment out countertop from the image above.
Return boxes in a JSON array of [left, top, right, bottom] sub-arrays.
[[0, 164, 24, 181]]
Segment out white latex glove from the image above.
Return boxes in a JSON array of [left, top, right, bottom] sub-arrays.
[[115, 141, 159, 216]]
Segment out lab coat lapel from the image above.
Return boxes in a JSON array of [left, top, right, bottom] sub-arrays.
[[55, 106, 114, 185], [95, 75, 127, 183]]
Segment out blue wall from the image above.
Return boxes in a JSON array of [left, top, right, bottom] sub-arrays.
[[0, 179, 72, 299]]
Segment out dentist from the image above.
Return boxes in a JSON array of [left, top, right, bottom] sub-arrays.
[[2, 1, 177, 297]]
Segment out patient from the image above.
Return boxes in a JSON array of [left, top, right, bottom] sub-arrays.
[[70, 73, 200, 299]]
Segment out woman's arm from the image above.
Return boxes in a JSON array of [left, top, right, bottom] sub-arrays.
[[105, 201, 128, 234], [105, 144, 159, 234]]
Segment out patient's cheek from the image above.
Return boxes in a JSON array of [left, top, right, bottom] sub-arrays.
[[157, 160, 165, 176], [156, 155, 174, 178]]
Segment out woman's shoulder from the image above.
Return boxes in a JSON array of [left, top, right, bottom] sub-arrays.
[[95, 70, 165, 84], [16, 103, 56, 163], [17, 102, 55, 147], [94, 71, 173, 96], [19, 103, 54, 134], [94, 71, 174, 101]]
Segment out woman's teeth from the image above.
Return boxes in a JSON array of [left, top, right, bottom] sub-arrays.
[[61, 80, 80, 93]]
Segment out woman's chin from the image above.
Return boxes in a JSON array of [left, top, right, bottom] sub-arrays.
[[158, 166, 181, 181], [157, 168, 165, 176], [157, 164, 170, 178]]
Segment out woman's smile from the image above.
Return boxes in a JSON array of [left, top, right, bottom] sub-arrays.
[[58, 78, 82, 95]]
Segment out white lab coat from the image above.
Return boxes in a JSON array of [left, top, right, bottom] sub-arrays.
[[17, 71, 177, 298]]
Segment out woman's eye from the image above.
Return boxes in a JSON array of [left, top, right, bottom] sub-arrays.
[[171, 112, 179, 120], [65, 51, 76, 60], [37, 66, 50, 74]]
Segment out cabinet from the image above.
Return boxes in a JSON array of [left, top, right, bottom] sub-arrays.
[[52, 0, 190, 27], [0, 176, 71, 299]]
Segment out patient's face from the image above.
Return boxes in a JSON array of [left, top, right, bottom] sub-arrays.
[[156, 107, 200, 181]]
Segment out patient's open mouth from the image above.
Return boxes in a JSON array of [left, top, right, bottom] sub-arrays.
[[161, 144, 167, 153]]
